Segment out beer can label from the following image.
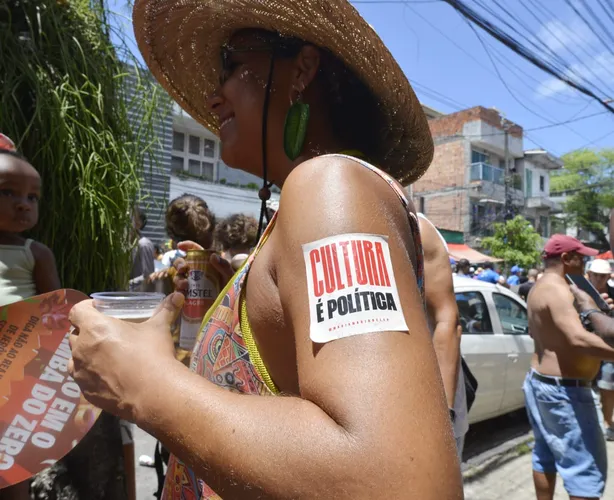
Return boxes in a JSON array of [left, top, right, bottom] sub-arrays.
[[180, 252, 219, 350]]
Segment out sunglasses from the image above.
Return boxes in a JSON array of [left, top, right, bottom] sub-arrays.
[[219, 39, 304, 86]]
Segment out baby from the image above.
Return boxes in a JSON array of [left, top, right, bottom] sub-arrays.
[[0, 134, 60, 306], [0, 136, 60, 497]]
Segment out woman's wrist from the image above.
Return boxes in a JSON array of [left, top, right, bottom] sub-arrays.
[[131, 356, 189, 427]]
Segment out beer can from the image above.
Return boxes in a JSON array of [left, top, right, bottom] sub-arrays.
[[180, 250, 220, 350]]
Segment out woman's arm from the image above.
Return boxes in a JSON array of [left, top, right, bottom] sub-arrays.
[[69, 157, 463, 499]]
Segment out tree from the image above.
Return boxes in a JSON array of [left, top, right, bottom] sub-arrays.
[[550, 148, 614, 249], [1, 1, 163, 498], [481, 216, 543, 269]]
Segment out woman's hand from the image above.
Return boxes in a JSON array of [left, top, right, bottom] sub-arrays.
[[68, 293, 185, 421], [173, 241, 236, 293]]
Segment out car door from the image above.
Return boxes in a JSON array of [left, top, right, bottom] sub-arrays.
[[491, 291, 533, 413], [457, 289, 507, 424]]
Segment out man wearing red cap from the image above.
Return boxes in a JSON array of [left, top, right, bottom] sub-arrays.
[[524, 234, 613, 500]]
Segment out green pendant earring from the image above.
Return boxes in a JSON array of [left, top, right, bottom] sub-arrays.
[[283, 97, 310, 161]]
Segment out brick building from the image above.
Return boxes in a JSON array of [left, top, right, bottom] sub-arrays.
[[411, 106, 561, 246]]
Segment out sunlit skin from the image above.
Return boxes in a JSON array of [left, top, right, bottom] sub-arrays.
[[67, 31, 463, 498], [528, 253, 614, 500]]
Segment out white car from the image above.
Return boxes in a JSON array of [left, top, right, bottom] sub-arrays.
[[455, 276, 533, 424]]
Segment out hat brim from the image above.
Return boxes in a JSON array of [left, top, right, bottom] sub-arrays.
[[577, 246, 599, 257], [133, 0, 433, 184]]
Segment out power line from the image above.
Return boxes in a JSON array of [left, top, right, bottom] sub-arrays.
[[402, 1, 595, 142], [441, 0, 614, 114]]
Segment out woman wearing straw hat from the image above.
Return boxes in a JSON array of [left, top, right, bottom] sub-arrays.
[[67, 0, 463, 498]]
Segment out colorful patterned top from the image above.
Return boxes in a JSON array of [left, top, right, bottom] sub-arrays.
[[161, 155, 424, 499]]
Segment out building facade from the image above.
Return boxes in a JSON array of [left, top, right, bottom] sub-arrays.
[[412, 106, 561, 246]]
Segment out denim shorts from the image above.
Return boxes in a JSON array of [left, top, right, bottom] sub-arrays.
[[598, 362, 614, 391], [523, 371, 607, 498]]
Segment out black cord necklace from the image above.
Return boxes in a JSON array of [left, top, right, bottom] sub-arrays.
[[256, 52, 277, 240]]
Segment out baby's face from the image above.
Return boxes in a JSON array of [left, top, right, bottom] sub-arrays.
[[0, 155, 41, 234]]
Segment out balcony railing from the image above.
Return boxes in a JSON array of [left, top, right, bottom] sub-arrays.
[[470, 162, 504, 185]]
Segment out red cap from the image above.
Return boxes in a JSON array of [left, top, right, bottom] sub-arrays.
[[543, 234, 599, 258]]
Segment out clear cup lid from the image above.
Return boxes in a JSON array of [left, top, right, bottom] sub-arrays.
[[91, 292, 165, 319], [90, 292, 165, 302]]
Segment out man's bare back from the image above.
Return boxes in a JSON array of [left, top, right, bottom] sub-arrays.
[[529, 272, 601, 380]]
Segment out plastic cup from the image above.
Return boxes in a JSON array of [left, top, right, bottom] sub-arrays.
[[90, 292, 165, 323], [89, 291, 164, 500]]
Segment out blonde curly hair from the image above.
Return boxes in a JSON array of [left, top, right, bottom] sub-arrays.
[[165, 194, 216, 249]]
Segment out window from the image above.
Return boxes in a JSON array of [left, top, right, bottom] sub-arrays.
[[204, 139, 215, 158], [539, 216, 549, 237], [188, 159, 201, 176], [202, 161, 214, 180], [172, 131, 185, 152], [172, 127, 224, 181], [189, 135, 200, 155], [471, 150, 489, 164], [492, 293, 528, 335], [171, 156, 184, 174], [499, 159, 506, 170], [525, 169, 533, 197], [456, 292, 493, 334], [539, 175, 545, 192]]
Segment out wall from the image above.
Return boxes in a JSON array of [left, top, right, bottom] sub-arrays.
[[124, 67, 173, 244], [412, 139, 467, 193], [429, 106, 523, 140], [169, 176, 280, 221], [423, 191, 468, 233]]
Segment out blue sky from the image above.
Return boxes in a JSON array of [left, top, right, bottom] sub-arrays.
[[109, 0, 614, 158]]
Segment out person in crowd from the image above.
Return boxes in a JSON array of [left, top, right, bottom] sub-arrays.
[[67, 2, 464, 498], [418, 214, 468, 459], [588, 259, 613, 297], [214, 213, 258, 270], [161, 240, 185, 268], [507, 265, 523, 286], [473, 266, 483, 279], [497, 275, 509, 288], [0, 136, 61, 499], [455, 258, 472, 278], [129, 207, 155, 292], [524, 234, 613, 500], [518, 268, 538, 301], [154, 243, 164, 260], [150, 194, 217, 283], [166, 194, 216, 251], [587, 259, 614, 440], [477, 262, 500, 284]]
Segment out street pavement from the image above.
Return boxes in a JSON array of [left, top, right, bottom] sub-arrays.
[[135, 425, 159, 500], [464, 441, 614, 500], [134, 423, 614, 499]]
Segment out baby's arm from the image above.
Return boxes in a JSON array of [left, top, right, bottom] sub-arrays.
[[31, 241, 61, 294]]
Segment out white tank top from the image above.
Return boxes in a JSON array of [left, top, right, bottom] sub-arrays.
[[0, 239, 37, 307]]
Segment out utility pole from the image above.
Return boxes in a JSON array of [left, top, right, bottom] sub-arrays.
[[502, 118, 514, 221]]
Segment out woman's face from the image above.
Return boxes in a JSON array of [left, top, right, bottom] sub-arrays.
[[208, 32, 297, 173]]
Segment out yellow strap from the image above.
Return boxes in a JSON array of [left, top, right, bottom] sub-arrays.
[[237, 221, 280, 395]]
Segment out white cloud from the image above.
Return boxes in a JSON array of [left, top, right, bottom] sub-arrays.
[[536, 51, 614, 98], [535, 18, 596, 55]]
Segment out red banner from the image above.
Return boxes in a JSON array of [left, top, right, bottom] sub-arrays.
[[0, 289, 101, 488]]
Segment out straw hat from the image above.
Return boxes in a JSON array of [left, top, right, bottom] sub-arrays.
[[133, 0, 434, 184]]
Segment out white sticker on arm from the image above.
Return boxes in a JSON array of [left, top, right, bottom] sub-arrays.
[[302, 233, 409, 343]]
